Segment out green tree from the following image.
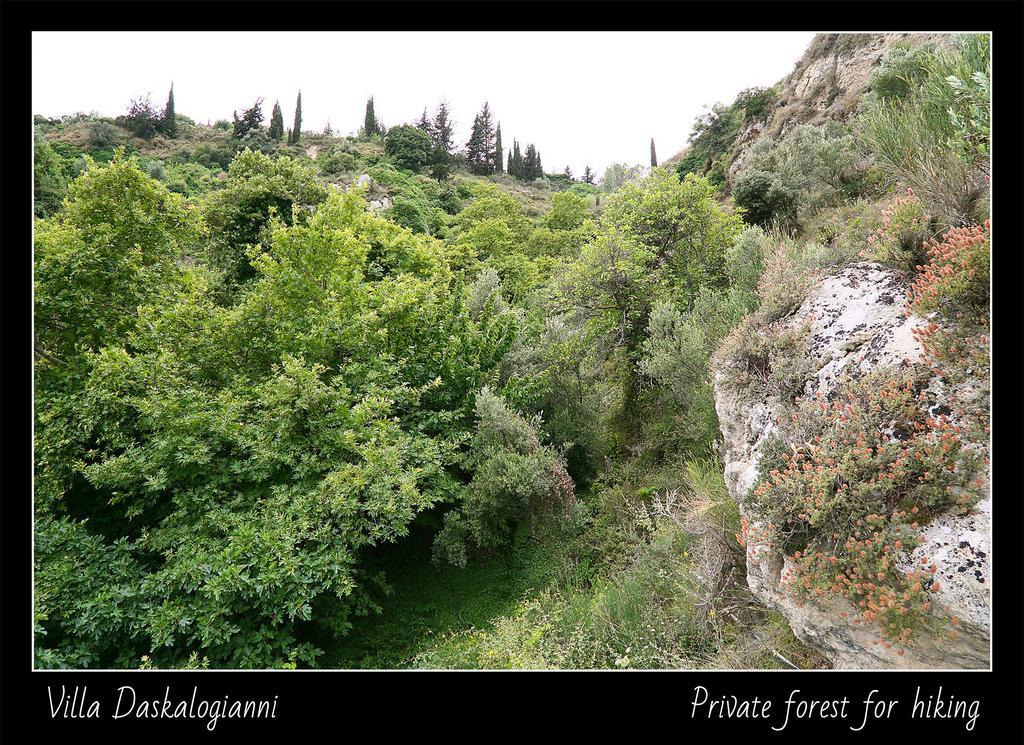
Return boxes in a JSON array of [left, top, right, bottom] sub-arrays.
[[34, 151, 203, 367], [432, 388, 572, 567], [118, 95, 161, 139], [650, 138, 657, 167], [269, 101, 285, 141], [202, 149, 329, 291], [466, 102, 496, 175], [602, 169, 743, 310], [233, 99, 264, 139], [384, 124, 432, 171], [429, 102, 454, 181], [288, 91, 302, 145], [33, 133, 69, 218], [162, 84, 177, 138], [583, 165, 595, 184], [35, 189, 519, 668], [494, 124, 503, 173], [509, 140, 523, 180], [362, 96, 382, 139]]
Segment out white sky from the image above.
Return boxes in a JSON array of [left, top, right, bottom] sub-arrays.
[[33, 31, 816, 176]]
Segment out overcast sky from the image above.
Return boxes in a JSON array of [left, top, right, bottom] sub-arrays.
[[33, 31, 816, 176]]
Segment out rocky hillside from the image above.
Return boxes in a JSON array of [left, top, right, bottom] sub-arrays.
[[713, 262, 990, 669], [665, 32, 952, 186]]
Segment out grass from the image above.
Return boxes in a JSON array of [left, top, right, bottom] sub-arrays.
[[318, 510, 565, 669]]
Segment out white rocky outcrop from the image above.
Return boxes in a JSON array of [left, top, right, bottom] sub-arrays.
[[713, 263, 990, 669]]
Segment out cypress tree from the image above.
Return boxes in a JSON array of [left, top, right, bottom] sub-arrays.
[[495, 124, 503, 174], [563, 165, 573, 180], [289, 91, 302, 145], [363, 96, 379, 139], [650, 138, 658, 167], [510, 140, 523, 180], [161, 83, 177, 138], [583, 165, 595, 184], [269, 101, 285, 141]]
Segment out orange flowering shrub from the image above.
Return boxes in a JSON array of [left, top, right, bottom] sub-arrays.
[[908, 220, 990, 318], [908, 220, 990, 395], [862, 189, 933, 270], [749, 368, 983, 647]]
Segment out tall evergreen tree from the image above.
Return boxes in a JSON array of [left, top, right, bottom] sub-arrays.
[[363, 96, 381, 139], [288, 91, 302, 145], [650, 138, 658, 167], [465, 102, 496, 175], [494, 124, 503, 173], [510, 140, 523, 180], [563, 165, 573, 180], [269, 101, 285, 141], [429, 102, 454, 181], [417, 107, 432, 134], [523, 143, 540, 180], [161, 83, 177, 138], [583, 165, 595, 184]]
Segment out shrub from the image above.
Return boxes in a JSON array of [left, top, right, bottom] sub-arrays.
[[733, 168, 799, 229], [117, 96, 162, 139], [859, 34, 990, 227], [908, 220, 990, 384], [755, 240, 815, 323], [863, 189, 933, 270], [384, 124, 432, 172], [735, 86, 778, 122], [716, 316, 816, 402], [908, 220, 989, 318], [142, 159, 167, 182], [87, 120, 121, 148], [432, 388, 574, 567], [387, 195, 430, 234], [317, 147, 358, 176], [734, 123, 866, 229], [748, 368, 984, 649]]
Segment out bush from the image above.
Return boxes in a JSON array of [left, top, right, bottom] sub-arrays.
[[908, 220, 989, 318], [859, 34, 990, 227], [863, 189, 934, 270], [432, 388, 574, 567], [733, 168, 799, 230], [142, 159, 167, 182], [384, 124, 432, 172], [317, 147, 358, 176], [117, 96, 162, 139], [735, 86, 778, 122], [387, 195, 430, 234], [747, 368, 984, 649], [87, 120, 121, 148]]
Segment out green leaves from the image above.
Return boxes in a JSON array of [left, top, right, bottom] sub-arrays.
[[35, 166, 517, 668]]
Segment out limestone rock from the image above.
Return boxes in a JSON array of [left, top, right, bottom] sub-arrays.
[[713, 262, 990, 669]]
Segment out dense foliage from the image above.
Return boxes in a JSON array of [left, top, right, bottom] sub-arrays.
[[33, 32, 990, 669]]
